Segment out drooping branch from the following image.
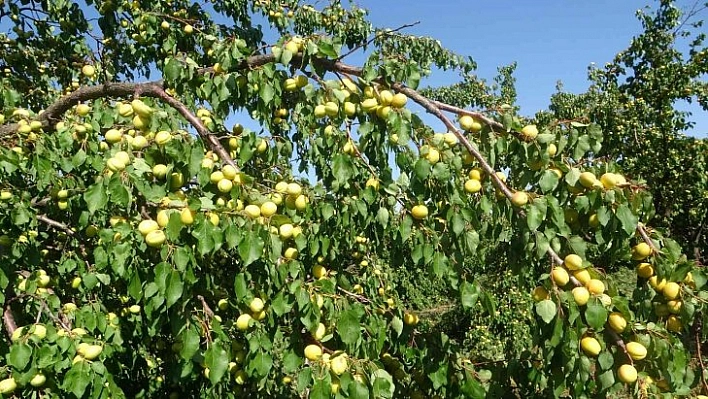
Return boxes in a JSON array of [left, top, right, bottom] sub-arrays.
[[151, 86, 236, 169], [391, 83, 515, 199], [0, 49, 664, 266], [0, 80, 238, 169]]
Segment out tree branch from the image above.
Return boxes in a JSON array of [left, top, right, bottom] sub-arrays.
[[430, 100, 507, 133], [337, 287, 371, 304], [695, 314, 708, 394], [0, 51, 662, 270], [337, 22, 421, 61], [151, 86, 236, 169], [636, 223, 660, 253], [36, 214, 78, 237], [3, 303, 17, 339]]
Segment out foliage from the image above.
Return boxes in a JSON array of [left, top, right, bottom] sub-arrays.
[[0, 0, 706, 398]]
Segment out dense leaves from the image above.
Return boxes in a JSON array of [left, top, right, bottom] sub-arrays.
[[0, 0, 706, 398]]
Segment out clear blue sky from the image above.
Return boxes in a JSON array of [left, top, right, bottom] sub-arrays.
[[353, 0, 707, 137]]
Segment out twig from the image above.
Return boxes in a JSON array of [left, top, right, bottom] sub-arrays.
[[636, 224, 660, 253], [416, 303, 455, 317], [696, 315, 708, 394], [430, 100, 508, 134], [337, 287, 371, 304], [197, 295, 214, 344], [37, 214, 78, 237], [673, 0, 708, 36], [343, 123, 378, 179], [607, 327, 632, 366], [337, 22, 421, 61], [39, 299, 71, 331], [197, 295, 214, 319]]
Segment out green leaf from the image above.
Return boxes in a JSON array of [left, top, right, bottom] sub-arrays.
[[223, 223, 242, 249], [598, 352, 614, 371], [337, 307, 363, 346], [461, 374, 487, 398], [179, 328, 200, 360], [11, 205, 30, 225], [414, 158, 431, 180], [452, 213, 464, 236], [84, 180, 108, 214], [282, 351, 302, 374], [539, 170, 559, 193], [573, 135, 591, 159], [400, 216, 413, 242], [204, 343, 229, 384], [332, 153, 355, 184], [460, 281, 480, 309], [371, 369, 395, 398], [250, 351, 273, 377], [271, 292, 293, 316], [165, 271, 184, 308], [8, 343, 32, 369], [348, 379, 370, 399], [431, 162, 451, 180], [63, 362, 91, 398], [465, 231, 479, 254], [310, 378, 330, 399], [527, 201, 546, 231], [164, 58, 183, 83], [108, 177, 131, 206], [537, 133, 556, 143], [535, 232, 550, 259], [428, 363, 448, 390], [260, 83, 275, 104], [238, 230, 264, 266], [585, 300, 608, 330], [234, 274, 248, 301], [615, 204, 638, 236], [320, 203, 335, 221], [535, 300, 556, 323]]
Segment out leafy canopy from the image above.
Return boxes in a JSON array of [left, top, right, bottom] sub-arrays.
[[0, 0, 706, 398]]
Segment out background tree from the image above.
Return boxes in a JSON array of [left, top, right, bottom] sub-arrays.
[[545, 0, 708, 261], [0, 0, 706, 398]]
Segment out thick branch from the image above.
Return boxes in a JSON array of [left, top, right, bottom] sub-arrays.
[[3, 304, 17, 338], [0, 81, 161, 137]]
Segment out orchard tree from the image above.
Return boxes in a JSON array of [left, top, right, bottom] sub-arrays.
[[0, 0, 706, 398]]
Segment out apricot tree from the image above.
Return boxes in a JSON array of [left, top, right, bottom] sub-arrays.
[[0, 0, 706, 398]]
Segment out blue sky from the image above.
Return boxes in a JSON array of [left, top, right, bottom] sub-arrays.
[[353, 0, 707, 137]]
